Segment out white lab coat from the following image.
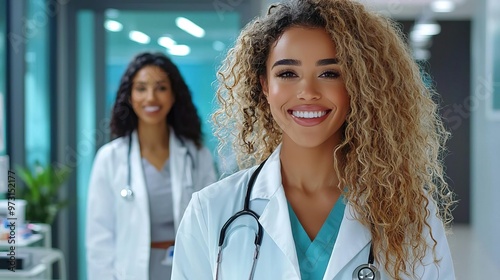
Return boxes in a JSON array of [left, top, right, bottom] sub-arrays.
[[172, 145, 456, 280], [86, 129, 217, 280]]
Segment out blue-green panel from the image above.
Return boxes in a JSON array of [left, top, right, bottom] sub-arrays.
[[77, 10, 95, 280], [25, 0, 50, 167], [0, 1, 6, 156], [493, 25, 500, 110]]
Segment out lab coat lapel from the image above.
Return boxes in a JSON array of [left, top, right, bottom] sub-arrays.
[[322, 203, 371, 279], [130, 131, 151, 225], [249, 145, 301, 278], [169, 128, 187, 231]]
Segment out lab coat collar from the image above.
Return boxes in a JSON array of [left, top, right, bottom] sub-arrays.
[[130, 130, 147, 201], [322, 203, 371, 279], [248, 144, 372, 279], [168, 127, 189, 231], [169, 127, 188, 161], [249, 145, 301, 278], [129, 130, 151, 231]]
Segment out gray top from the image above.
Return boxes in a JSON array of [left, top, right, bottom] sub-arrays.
[[142, 158, 175, 242]]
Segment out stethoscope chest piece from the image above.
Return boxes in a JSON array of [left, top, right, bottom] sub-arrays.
[[352, 263, 379, 280], [120, 187, 133, 200]]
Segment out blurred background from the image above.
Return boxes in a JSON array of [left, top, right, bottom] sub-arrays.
[[0, 0, 498, 279]]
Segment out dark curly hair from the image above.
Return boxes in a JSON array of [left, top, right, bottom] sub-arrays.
[[110, 52, 203, 147]]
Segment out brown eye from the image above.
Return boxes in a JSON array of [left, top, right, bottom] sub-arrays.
[[319, 71, 340, 78], [276, 70, 297, 79]]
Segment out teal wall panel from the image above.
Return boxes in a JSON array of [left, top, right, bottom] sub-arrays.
[[77, 10, 95, 280]]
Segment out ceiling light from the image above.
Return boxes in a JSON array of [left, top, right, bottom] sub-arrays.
[[128, 31, 150, 44], [105, 9, 120, 19], [410, 31, 431, 43], [413, 48, 431, 61], [212, 41, 225, 51], [168, 45, 191, 56], [104, 20, 123, 32], [431, 0, 456, 13], [413, 23, 441, 36], [175, 17, 205, 38], [158, 37, 177, 49]]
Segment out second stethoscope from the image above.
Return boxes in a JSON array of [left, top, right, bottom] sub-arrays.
[[120, 135, 134, 200], [120, 133, 194, 201], [215, 160, 380, 280]]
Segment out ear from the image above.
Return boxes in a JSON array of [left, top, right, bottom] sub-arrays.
[[260, 75, 269, 98]]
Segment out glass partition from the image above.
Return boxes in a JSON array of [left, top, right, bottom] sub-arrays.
[[25, 0, 51, 167], [0, 1, 6, 156]]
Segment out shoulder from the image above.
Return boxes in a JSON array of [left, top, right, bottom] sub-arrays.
[[194, 166, 256, 205], [93, 136, 128, 163], [177, 136, 213, 161]]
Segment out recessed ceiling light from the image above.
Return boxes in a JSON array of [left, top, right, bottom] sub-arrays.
[[413, 23, 441, 36], [431, 0, 456, 13], [175, 17, 205, 38], [168, 45, 191, 56], [128, 31, 150, 44], [413, 48, 431, 61], [212, 41, 225, 51], [158, 37, 176, 49], [105, 9, 120, 19], [104, 20, 123, 32]]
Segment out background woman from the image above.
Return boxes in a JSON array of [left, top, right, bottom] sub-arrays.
[[86, 52, 216, 279]]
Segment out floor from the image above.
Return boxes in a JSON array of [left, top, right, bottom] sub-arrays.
[[448, 224, 500, 279]]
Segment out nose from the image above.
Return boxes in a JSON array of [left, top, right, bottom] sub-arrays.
[[144, 88, 156, 101], [297, 77, 320, 100]]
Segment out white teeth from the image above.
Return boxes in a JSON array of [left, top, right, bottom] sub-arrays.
[[144, 106, 160, 112], [292, 110, 327, 119]]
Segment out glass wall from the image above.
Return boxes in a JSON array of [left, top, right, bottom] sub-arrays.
[[25, 0, 51, 167], [77, 10, 96, 280], [0, 1, 6, 156], [492, 0, 500, 111]]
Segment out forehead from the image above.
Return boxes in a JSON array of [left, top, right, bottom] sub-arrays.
[[267, 27, 337, 63], [133, 65, 169, 81]]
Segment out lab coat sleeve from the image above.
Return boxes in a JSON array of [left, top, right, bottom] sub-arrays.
[[171, 192, 213, 279], [196, 146, 217, 190], [416, 201, 456, 279], [86, 147, 117, 280]]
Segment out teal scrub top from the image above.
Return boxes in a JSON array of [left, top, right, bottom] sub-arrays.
[[287, 196, 346, 280]]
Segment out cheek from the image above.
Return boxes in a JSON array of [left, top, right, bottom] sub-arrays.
[[267, 83, 291, 105]]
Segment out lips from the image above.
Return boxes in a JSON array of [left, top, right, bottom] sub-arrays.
[[287, 105, 331, 127]]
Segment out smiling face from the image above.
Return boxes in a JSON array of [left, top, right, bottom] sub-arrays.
[[261, 27, 350, 150], [130, 65, 175, 128]]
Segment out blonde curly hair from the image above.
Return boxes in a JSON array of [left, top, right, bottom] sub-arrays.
[[213, 0, 455, 278]]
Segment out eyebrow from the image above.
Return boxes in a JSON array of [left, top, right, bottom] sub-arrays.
[[133, 80, 169, 84], [271, 58, 339, 69], [317, 58, 339, 66]]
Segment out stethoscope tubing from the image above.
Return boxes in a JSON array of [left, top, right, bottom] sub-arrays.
[[120, 135, 134, 200], [216, 158, 379, 280], [120, 133, 194, 201]]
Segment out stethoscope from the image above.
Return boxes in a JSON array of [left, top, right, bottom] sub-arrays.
[[120, 135, 134, 200], [120, 133, 194, 201], [216, 160, 380, 280]]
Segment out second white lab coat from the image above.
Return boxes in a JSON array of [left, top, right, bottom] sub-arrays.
[[172, 145, 456, 279], [86, 129, 217, 280]]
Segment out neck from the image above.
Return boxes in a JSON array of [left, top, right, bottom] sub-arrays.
[[136, 122, 169, 150], [280, 137, 343, 193]]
